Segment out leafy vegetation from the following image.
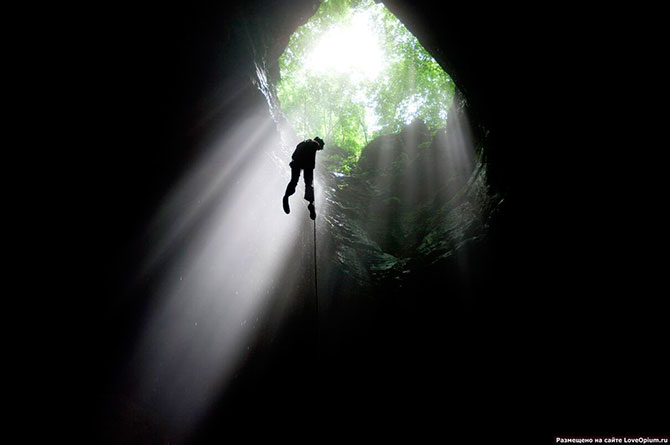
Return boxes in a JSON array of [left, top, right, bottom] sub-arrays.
[[277, 0, 455, 172]]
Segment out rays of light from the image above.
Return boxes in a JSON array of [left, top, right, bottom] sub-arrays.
[[125, 103, 312, 440], [363, 97, 482, 268]]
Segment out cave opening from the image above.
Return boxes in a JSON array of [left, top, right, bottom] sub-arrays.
[[276, 0, 456, 173], [265, 0, 493, 268]]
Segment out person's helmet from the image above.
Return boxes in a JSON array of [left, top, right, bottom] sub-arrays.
[[313, 136, 325, 149]]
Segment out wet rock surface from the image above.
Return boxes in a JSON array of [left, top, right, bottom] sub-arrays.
[[319, 116, 499, 293]]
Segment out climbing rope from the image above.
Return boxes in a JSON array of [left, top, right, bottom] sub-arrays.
[[313, 217, 318, 336]]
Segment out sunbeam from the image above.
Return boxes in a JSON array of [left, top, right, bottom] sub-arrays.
[[124, 102, 317, 439]]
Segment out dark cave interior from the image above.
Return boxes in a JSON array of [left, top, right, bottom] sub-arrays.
[[42, 1, 668, 443]]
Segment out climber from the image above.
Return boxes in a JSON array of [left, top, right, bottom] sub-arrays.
[[283, 136, 325, 220]]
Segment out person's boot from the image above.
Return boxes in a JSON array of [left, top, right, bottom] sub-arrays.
[[308, 202, 316, 220], [283, 194, 290, 214]]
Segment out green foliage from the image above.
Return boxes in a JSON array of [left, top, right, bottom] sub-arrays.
[[277, 0, 455, 171], [367, 5, 455, 135]]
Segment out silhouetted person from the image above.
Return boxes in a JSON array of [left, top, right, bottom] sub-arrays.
[[283, 136, 325, 220]]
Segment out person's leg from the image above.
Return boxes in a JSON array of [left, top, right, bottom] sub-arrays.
[[303, 168, 314, 203], [303, 168, 316, 219], [283, 162, 301, 214], [285, 163, 301, 197]]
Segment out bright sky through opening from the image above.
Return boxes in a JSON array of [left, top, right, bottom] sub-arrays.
[[303, 8, 385, 133], [306, 9, 385, 82], [278, 0, 456, 160]]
